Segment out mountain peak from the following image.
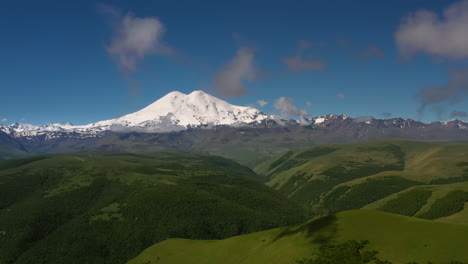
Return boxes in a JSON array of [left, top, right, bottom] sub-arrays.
[[188, 90, 207, 95], [165, 90, 185, 96], [7, 90, 466, 137], [82, 90, 268, 130]]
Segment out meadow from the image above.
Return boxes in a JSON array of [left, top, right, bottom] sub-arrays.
[[129, 210, 468, 264]]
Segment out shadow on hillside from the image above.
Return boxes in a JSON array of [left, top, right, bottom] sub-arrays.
[[272, 214, 338, 243]]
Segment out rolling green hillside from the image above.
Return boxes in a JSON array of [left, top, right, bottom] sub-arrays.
[[365, 182, 468, 222], [128, 210, 468, 264], [0, 153, 305, 264], [255, 139, 468, 216]]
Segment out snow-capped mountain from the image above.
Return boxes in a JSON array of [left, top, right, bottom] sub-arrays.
[[86, 90, 268, 130], [0, 90, 269, 138], [1, 90, 467, 142], [1, 91, 468, 158]]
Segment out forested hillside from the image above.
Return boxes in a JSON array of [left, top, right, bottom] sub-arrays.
[[0, 153, 305, 264]]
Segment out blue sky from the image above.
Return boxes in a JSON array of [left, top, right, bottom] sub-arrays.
[[1, 0, 468, 125]]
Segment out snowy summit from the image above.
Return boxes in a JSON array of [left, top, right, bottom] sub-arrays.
[[1, 90, 269, 136]]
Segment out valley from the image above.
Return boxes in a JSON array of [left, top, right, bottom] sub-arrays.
[[1, 139, 468, 263]]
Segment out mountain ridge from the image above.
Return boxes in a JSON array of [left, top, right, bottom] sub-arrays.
[[1, 91, 467, 164], [1, 91, 467, 139]]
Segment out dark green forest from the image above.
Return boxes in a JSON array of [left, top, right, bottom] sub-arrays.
[[0, 153, 305, 264]]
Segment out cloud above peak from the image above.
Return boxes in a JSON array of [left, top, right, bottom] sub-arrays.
[[396, 0, 468, 59], [101, 5, 175, 94], [212, 47, 257, 98], [106, 15, 168, 72], [274, 97, 309, 117], [257, 100, 268, 107]]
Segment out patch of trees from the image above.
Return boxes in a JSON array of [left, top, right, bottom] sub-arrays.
[[295, 240, 391, 264], [418, 190, 468, 220], [296, 240, 468, 264], [377, 189, 432, 216], [319, 176, 419, 214]]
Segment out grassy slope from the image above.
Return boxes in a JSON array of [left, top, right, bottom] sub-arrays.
[[129, 210, 468, 264], [0, 153, 305, 264], [254, 139, 468, 215], [258, 139, 468, 184], [365, 182, 468, 215]]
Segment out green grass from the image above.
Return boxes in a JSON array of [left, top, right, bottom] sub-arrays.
[[128, 210, 468, 264], [0, 153, 306, 264], [255, 139, 468, 216]]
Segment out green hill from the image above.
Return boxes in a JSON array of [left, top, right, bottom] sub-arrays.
[[255, 139, 468, 216], [0, 152, 305, 264], [128, 209, 468, 264]]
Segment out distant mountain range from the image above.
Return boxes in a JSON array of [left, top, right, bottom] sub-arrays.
[[1, 90, 467, 164], [1, 90, 467, 138]]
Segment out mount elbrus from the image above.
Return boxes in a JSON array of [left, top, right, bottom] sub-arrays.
[[1, 90, 467, 164]]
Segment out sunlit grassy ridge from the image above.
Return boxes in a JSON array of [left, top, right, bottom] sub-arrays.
[[129, 210, 468, 264], [0, 152, 305, 264], [363, 182, 468, 222], [255, 139, 468, 216]]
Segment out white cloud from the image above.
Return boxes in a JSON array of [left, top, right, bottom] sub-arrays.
[[274, 97, 309, 117], [306, 101, 313, 107], [337, 93, 345, 99], [396, 0, 468, 59], [101, 5, 174, 94], [257, 100, 268, 107], [107, 15, 166, 72], [212, 47, 257, 97], [1, 118, 7, 122]]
